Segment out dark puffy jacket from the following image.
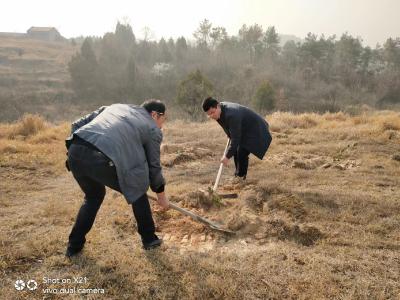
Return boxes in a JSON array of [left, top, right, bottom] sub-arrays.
[[217, 102, 272, 159]]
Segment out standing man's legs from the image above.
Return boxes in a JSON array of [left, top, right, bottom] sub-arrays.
[[233, 146, 250, 179], [66, 144, 115, 255], [131, 194, 158, 244], [67, 143, 160, 255], [68, 176, 105, 252]]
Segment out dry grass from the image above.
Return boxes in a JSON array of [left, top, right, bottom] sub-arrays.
[[268, 111, 321, 131], [1, 114, 49, 139], [1, 110, 400, 299]]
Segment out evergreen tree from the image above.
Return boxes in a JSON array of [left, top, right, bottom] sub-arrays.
[[238, 24, 263, 63], [115, 22, 136, 50], [383, 37, 400, 71], [176, 36, 188, 60], [68, 37, 99, 98], [158, 38, 172, 62], [176, 69, 214, 119], [263, 26, 280, 60], [193, 19, 212, 49], [252, 81, 276, 112]]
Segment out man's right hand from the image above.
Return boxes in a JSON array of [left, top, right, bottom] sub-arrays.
[[156, 192, 169, 210]]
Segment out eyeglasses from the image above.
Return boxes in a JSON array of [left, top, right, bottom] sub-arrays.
[[155, 112, 166, 120]]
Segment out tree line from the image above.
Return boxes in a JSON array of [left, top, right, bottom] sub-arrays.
[[68, 20, 400, 119]]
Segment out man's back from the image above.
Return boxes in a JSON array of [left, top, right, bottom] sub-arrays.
[[218, 101, 271, 160], [74, 104, 165, 203]]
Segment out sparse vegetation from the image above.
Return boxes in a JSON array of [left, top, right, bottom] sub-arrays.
[[1, 111, 399, 299]]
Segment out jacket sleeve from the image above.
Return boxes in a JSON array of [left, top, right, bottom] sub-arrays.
[[225, 114, 242, 159], [70, 106, 107, 134], [144, 127, 166, 192]]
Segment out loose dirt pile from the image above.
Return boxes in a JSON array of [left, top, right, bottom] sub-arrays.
[[161, 143, 213, 167], [154, 182, 324, 250]]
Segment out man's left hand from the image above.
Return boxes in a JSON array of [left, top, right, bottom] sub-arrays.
[[221, 156, 229, 166]]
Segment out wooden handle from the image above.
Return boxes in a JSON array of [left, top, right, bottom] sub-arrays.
[[212, 138, 230, 192], [147, 194, 219, 226]]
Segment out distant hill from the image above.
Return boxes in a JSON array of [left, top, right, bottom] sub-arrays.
[[0, 36, 78, 121]]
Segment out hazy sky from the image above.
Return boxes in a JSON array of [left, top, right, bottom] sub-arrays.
[[1, 0, 399, 47]]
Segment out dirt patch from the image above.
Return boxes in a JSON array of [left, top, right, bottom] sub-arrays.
[[161, 143, 213, 167], [299, 191, 339, 211], [264, 219, 323, 246], [226, 214, 248, 231], [181, 189, 221, 210], [163, 152, 194, 167], [225, 213, 262, 235], [331, 159, 361, 170], [267, 195, 307, 221], [292, 158, 325, 170], [271, 153, 330, 170], [239, 183, 285, 211], [242, 190, 264, 211], [392, 154, 400, 162], [161, 143, 182, 154]]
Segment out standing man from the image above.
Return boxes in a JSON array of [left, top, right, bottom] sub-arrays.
[[202, 97, 272, 180], [65, 100, 169, 257]]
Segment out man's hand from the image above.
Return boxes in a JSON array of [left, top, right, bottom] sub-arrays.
[[221, 156, 230, 166], [156, 192, 169, 210]]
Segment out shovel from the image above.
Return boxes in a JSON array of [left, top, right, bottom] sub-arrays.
[[148, 194, 235, 234], [213, 138, 230, 192], [201, 138, 237, 199], [196, 138, 237, 201]]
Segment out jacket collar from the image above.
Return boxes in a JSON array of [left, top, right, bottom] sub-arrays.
[[219, 102, 226, 122]]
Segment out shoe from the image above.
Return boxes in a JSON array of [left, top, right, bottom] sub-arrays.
[[230, 175, 246, 185], [142, 238, 163, 250], [65, 246, 83, 258]]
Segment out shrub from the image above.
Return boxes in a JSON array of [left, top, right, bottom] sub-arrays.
[[176, 69, 214, 120], [252, 81, 276, 112], [8, 114, 48, 138]]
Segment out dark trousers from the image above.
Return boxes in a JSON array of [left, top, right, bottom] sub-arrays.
[[233, 146, 250, 178], [67, 142, 156, 249]]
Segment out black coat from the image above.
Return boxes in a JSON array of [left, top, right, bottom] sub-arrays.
[[217, 102, 272, 160]]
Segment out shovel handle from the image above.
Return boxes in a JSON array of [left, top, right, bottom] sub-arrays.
[[212, 138, 230, 192], [147, 194, 221, 226], [213, 163, 224, 191]]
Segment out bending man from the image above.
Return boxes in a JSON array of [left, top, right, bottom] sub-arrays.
[[65, 100, 168, 257], [202, 97, 272, 180]]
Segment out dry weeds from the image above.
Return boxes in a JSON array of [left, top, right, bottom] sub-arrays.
[[1, 111, 399, 299]]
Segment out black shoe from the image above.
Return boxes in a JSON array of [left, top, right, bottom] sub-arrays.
[[234, 173, 246, 180], [142, 238, 163, 250], [65, 246, 83, 258]]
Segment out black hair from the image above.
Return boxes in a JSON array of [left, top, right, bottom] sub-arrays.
[[141, 99, 166, 114], [202, 97, 219, 112]]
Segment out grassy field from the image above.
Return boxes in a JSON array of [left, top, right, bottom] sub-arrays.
[[0, 111, 399, 299]]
